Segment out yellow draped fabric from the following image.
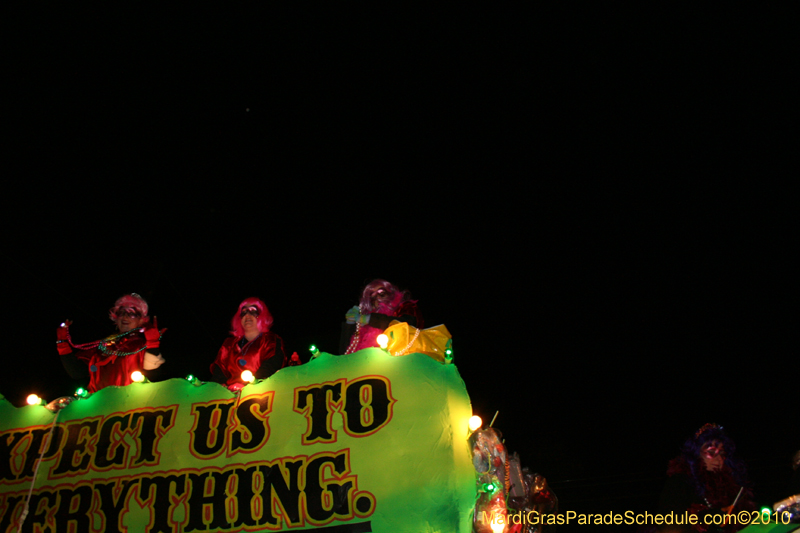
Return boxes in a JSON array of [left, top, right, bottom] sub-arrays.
[[384, 321, 452, 362]]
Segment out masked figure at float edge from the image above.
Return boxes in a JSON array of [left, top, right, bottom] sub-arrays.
[[657, 423, 755, 533], [340, 279, 422, 354], [210, 297, 287, 390], [56, 293, 166, 393]]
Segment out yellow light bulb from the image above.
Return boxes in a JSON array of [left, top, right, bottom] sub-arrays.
[[376, 334, 389, 349], [26, 394, 42, 406], [241, 370, 255, 383], [130, 371, 145, 383], [469, 415, 483, 432]]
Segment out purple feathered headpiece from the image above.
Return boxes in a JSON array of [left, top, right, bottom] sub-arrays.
[[677, 423, 749, 499], [358, 279, 413, 315]]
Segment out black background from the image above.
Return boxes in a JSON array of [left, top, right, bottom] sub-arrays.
[[4, 6, 796, 531]]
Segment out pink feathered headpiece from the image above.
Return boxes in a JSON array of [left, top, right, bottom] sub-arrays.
[[109, 293, 150, 323], [230, 297, 274, 337], [359, 279, 412, 315]]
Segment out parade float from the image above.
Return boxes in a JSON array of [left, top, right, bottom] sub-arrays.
[[5, 335, 792, 532], [3, 320, 557, 533]]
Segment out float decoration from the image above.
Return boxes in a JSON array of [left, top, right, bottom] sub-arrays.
[[1, 348, 475, 533], [469, 430, 557, 533], [382, 321, 452, 361]]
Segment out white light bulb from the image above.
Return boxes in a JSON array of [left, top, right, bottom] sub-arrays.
[[241, 370, 255, 383], [130, 371, 145, 383], [377, 334, 389, 349], [26, 394, 42, 406], [490, 517, 506, 533], [468, 415, 483, 432]]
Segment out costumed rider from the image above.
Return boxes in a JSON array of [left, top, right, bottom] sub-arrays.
[[657, 423, 755, 533], [340, 279, 423, 354], [771, 450, 800, 523], [210, 297, 289, 391], [56, 293, 166, 393]]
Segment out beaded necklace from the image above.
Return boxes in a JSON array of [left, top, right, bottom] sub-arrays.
[[344, 305, 366, 354], [344, 324, 362, 354], [68, 329, 162, 358], [344, 305, 421, 356], [98, 330, 149, 357], [389, 326, 421, 356]]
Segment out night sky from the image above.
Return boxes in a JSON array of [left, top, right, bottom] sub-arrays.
[[5, 7, 797, 531]]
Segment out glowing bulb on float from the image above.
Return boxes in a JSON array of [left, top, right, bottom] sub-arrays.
[[309, 345, 320, 357], [469, 415, 483, 432], [26, 394, 42, 406], [130, 371, 145, 383], [75, 387, 89, 398], [490, 517, 506, 533], [241, 370, 255, 383], [376, 334, 389, 349]]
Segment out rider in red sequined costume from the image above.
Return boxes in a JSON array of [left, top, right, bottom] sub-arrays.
[[210, 297, 286, 390], [56, 293, 166, 393]]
